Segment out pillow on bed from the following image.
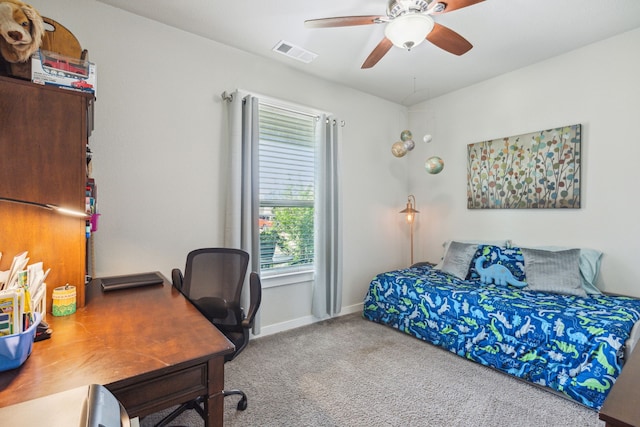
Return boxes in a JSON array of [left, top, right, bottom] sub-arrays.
[[515, 245, 603, 295], [520, 248, 586, 297], [577, 248, 604, 294], [467, 245, 527, 283], [434, 239, 510, 269], [439, 241, 478, 280]]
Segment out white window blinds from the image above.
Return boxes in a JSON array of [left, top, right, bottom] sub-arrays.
[[258, 103, 318, 269]]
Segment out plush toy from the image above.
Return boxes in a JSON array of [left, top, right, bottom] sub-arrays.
[[475, 256, 527, 288], [0, 0, 44, 63]]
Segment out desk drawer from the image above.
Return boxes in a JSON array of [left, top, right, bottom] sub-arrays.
[[110, 363, 208, 417]]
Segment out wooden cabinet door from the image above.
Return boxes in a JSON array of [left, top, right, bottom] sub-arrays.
[[0, 76, 92, 309]]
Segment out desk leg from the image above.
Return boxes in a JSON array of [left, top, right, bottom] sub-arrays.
[[205, 357, 225, 427]]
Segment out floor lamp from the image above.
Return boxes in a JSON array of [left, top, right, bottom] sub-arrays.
[[399, 195, 418, 265]]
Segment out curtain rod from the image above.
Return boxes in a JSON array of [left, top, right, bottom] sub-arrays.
[[220, 91, 345, 127]]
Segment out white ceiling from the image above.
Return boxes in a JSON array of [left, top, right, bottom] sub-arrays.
[[96, 0, 640, 106]]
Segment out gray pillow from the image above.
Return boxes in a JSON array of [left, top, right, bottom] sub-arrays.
[[513, 244, 603, 294], [434, 239, 510, 269], [521, 248, 586, 297], [440, 241, 478, 280]]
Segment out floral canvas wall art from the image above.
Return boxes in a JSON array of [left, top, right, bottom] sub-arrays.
[[467, 124, 581, 209]]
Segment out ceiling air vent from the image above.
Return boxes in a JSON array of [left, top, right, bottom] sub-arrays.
[[272, 40, 318, 64]]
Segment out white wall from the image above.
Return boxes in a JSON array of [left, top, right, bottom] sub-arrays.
[[29, 0, 411, 331], [407, 28, 640, 297]]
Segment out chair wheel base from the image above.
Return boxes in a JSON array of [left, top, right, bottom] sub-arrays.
[[224, 389, 248, 411], [153, 396, 204, 427], [237, 397, 247, 410]]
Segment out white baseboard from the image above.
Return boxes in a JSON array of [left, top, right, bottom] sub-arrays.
[[255, 301, 363, 338]]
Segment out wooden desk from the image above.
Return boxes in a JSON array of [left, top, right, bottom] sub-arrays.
[[600, 346, 640, 427], [0, 276, 234, 426]]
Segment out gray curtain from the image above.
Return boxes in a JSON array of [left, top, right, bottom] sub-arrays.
[[312, 116, 343, 318], [224, 91, 261, 334]]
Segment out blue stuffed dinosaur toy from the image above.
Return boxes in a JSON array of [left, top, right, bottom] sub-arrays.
[[475, 256, 527, 288]]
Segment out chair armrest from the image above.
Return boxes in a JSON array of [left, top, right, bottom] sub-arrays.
[[172, 268, 184, 291], [241, 272, 262, 329]]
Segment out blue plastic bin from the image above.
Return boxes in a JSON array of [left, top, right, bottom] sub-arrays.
[[0, 312, 42, 372]]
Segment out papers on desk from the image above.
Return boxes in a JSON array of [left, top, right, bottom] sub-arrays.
[[0, 251, 49, 336]]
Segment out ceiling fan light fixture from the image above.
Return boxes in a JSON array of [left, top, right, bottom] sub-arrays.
[[384, 14, 434, 50]]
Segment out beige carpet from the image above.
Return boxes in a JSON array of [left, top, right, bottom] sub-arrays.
[[141, 313, 604, 427]]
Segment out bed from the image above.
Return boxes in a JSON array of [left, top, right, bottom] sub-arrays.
[[362, 241, 640, 410]]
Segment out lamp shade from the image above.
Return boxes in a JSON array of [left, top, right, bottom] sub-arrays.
[[399, 195, 419, 224], [385, 14, 434, 50]]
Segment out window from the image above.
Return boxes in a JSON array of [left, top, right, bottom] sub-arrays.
[[258, 103, 319, 273]]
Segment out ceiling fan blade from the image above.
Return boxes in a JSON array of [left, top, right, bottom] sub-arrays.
[[361, 38, 393, 69], [426, 23, 473, 56], [305, 15, 385, 28], [432, 0, 485, 14]]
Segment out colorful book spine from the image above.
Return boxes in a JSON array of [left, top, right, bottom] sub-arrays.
[[0, 290, 20, 336]]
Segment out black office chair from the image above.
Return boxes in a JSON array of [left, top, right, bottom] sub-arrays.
[[155, 248, 262, 427]]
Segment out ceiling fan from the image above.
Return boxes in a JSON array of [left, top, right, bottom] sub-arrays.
[[305, 0, 484, 69]]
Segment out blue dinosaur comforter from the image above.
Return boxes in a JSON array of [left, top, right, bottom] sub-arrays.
[[362, 265, 640, 410]]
